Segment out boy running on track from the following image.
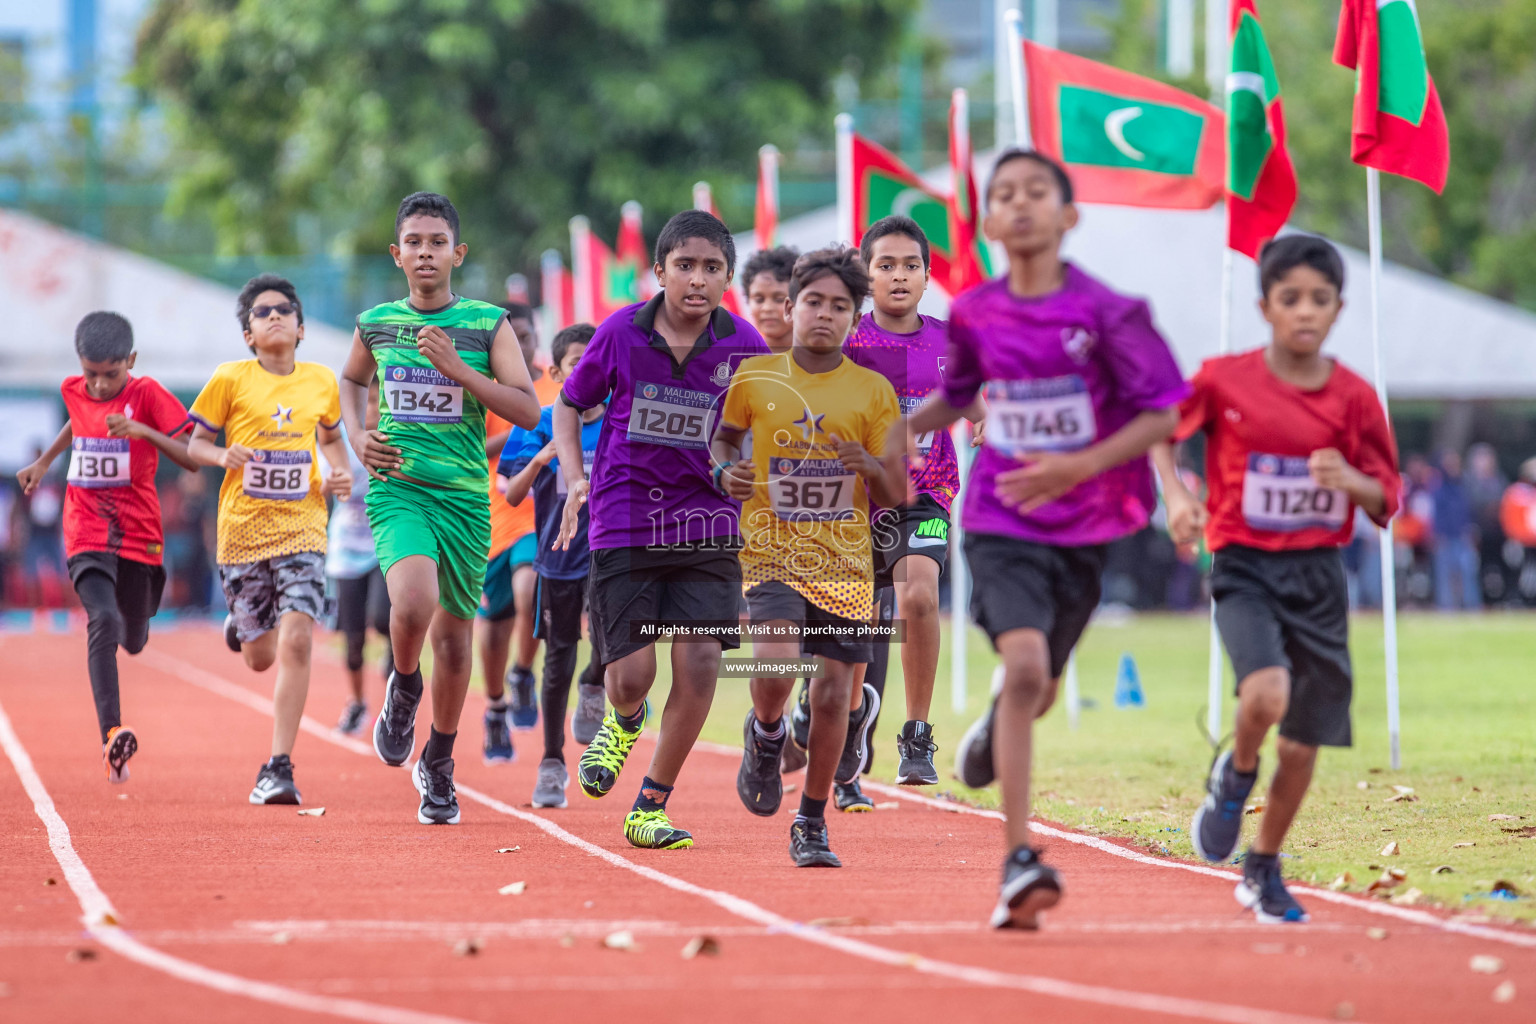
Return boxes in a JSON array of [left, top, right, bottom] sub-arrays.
[[342, 192, 540, 825], [17, 312, 196, 783], [499, 322, 606, 808], [478, 302, 560, 763], [554, 209, 769, 850], [1153, 235, 1398, 924], [716, 246, 903, 867], [898, 151, 1187, 929], [188, 275, 354, 805], [742, 246, 798, 356]]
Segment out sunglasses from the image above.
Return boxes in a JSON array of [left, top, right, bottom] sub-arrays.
[[252, 302, 297, 319]]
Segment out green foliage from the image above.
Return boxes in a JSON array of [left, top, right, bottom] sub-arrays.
[[135, 0, 916, 277]]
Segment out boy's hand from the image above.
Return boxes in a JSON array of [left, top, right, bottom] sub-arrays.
[[1308, 448, 1362, 492], [994, 450, 1095, 512], [971, 417, 987, 448], [884, 420, 928, 471], [554, 478, 589, 551], [322, 464, 353, 501], [534, 441, 558, 467], [722, 459, 756, 501], [1164, 487, 1209, 547], [105, 414, 144, 440], [221, 444, 255, 471], [829, 434, 878, 477], [357, 430, 403, 478], [16, 461, 47, 495], [417, 326, 470, 381]]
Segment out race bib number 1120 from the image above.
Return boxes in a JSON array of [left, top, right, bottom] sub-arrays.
[[1241, 453, 1348, 532]]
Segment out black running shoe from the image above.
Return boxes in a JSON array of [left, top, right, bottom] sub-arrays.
[[223, 614, 241, 653], [1191, 750, 1258, 863], [483, 705, 514, 765], [990, 846, 1062, 929], [508, 666, 538, 730], [737, 712, 787, 817], [780, 738, 807, 774], [955, 698, 997, 789], [790, 680, 810, 750], [572, 682, 606, 746], [373, 669, 421, 767], [789, 816, 841, 868], [1236, 852, 1309, 923], [834, 683, 880, 785], [249, 754, 301, 805], [834, 778, 874, 812], [335, 701, 367, 736], [895, 719, 939, 785], [413, 756, 461, 825]]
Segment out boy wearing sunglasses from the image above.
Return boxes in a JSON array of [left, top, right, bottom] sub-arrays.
[[188, 274, 353, 806]]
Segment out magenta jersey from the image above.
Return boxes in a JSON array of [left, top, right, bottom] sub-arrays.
[[941, 265, 1189, 547], [845, 313, 958, 512]]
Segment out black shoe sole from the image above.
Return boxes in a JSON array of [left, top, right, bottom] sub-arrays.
[[413, 762, 461, 825], [738, 713, 785, 817], [373, 675, 420, 768], [992, 881, 1061, 930], [894, 759, 939, 786]]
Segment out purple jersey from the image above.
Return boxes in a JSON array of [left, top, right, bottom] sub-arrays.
[[845, 313, 958, 512], [941, 265, 1189, 547], [560, 296, 770, 550]]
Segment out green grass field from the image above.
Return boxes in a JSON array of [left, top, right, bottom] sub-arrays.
[[460, 611, 1535, 922]]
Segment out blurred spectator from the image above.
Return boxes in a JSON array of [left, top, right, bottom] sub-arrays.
[[1499, 459, 1536, 605], [1397, 454, 1436, 606], [19, 445, 67, 607], [163, 469, 214, 610], [1430, 449, 1480, 610], [1345, 506, 1383, 609], [0, 482, 17, 605], [1466, 443, 1509, 604]]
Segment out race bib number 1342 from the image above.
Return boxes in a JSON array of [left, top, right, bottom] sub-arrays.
[[385, 365, 464, 424]]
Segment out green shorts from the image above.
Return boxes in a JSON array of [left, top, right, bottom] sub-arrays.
[[366, 476, 491, 621]]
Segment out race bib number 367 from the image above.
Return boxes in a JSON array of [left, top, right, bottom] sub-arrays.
[[768, 457, 857, 522], [243, 450, 312, 501], [385, 366, 464, 424], [983, 376, 1096, 456], [1241, 453, 1348, 532], [626, 382, 712, 450], [67, 438, 131, 489]]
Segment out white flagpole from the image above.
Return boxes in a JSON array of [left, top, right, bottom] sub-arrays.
[[1367, 167, 1403, 770], [569, 216, 593, 325], [1004, 9, 1030, 145], [994, 1, 1022, 148], [951, 423, 971, 715], [692, 181, 712, 212], [1205, 0, 1232, 745], [835, 113, 854, 246]]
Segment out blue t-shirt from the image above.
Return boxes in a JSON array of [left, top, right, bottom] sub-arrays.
[[497, 404, 604, 580]]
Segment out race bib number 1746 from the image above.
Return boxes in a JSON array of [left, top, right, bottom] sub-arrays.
[[983, 376, 1096, 456]]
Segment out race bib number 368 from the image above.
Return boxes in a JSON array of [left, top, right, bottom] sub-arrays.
[[1241, 453, 1348, 533], [768, 457, 857, 522], [983, 376, 1096, 456], [243, 450, 312, 501], [67, 438, 131, 489], [626, 382, 712, 450], [385, 366, 464, 424]]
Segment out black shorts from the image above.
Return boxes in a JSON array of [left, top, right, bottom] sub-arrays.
[[1211, 544, 1353, 748], [586, 543, 742, 663], [67, 552, 166, 621], [334, 567, 390, 638], [872, 494, 951, 587], [963, 533, 1108, 679], [535, 575, 587, 645], [745, 580, 872, 664]]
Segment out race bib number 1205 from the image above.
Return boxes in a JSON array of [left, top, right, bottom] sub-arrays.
[[385, 366, 464, 424], [67, 438, 131, 489], [1241, 453, 1348, 532], [626, 382, 712, 450], [243, 450, 312, 501], [983, 376, 1096, 456]]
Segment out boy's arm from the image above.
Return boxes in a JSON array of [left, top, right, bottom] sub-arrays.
[[1151, 441, 1207, 546], [317, 424, 354, 501], [995, 406, 1179, 514], [17, 423, 73, 494], [417, 320, 540, 429], [551, 399, 589, 550], [187, 423, 255, 471], [710, 422, 756, 501], [340, 328, 401, 478], [503, 450, 551, 506], [107, 417, 199, 472]]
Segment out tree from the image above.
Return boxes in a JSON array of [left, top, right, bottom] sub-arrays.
[[135, 0, 916, 281]]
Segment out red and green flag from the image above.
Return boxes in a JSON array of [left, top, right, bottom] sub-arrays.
[[1333, 0, 1449, 193], [691, 181, 742, 315], [947, 88, 994, 295], [539, 248, 575, 333], [616, 201, 657, 301], [1023, 40, 1224, 209], [570, 215, 640, 324], [1227, 0, 1297, 257], [848, 132, 965, 293], [754, 145, 780, 251]]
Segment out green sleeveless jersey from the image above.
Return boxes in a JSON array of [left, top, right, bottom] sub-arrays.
[[357, 296, 505, 492]]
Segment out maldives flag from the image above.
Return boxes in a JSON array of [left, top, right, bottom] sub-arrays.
[[570, 216, 639, 324], [616, 201, 657, 300], [754, 145, 780, 251], [1333, 0, 1449, 192], [539, 248, 575, 332], [947, 88, 994, 294], [691, 181, 742, 315], [1024, 40, 1224, 209], [1227, 0, 1297, 257], [848, 133, 963, 290]]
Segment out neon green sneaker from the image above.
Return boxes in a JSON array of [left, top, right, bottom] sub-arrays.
[[624, 808, 694, 850], [577, 705, 646, 799]]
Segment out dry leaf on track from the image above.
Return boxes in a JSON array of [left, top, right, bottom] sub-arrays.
[[1433, 865, 1455, 874], [603, 930, 638, 951], [498, 882, 526, 896], [1470, 955, 1505, 975], [681, 935, 720, 959], [808, 916, 870, 928], [271, 931, 293, 945], [65, 949, 97, 963], [1389, 888, 1425, 906], [297, 807, 325, 817], [1380, 841, 1399, 856], [452, 938, 484, 957], [1453, 842, 1476, 848], [496, 846, 521, 853], [1329, 872, 1355, 891], [1488, 814, 1524, 822], [876, 802, 899, 810], [1493, 981, 1516, 1003], [1366, 928, 1388, 941]]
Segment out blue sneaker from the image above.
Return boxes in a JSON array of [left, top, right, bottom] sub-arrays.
[[1191, 750, 1258, 863], [507, 666, 538, 730], [1236, 852, 1309, 923], [483, 705, 514, 765]]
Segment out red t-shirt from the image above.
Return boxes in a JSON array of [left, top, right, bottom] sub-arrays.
[[61, 374, 191, 565], [1174, 349, 1399, 553]]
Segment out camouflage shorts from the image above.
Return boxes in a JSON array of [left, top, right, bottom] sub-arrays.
[[218, 551, 328, 642]]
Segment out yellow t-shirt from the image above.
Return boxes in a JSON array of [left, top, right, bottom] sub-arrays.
[[189, 360, 342, 565], [720, 352, 901, 621]]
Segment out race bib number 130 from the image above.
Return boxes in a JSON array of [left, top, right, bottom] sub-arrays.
[[385, 365, 464, 424], [67, 438, 131, 489], [626, 382, 712, 450], [243, 450, 312, 501], [1241, 453, 1348, 532], [983, 376, 1096, 456]]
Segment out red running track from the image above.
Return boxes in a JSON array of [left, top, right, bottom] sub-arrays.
[[1, 626, 1532, 1024]]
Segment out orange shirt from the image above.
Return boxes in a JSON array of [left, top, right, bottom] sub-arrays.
[[489, 368, 564, 557]]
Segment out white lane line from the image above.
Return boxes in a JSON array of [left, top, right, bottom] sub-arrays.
[[149, 650, 1339, 1024], [695, 739, 1536, 951], [0, 692, 486, 1024]]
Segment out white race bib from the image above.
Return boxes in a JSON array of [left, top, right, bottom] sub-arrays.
[[626, 382, 712, 449], [555, 450, 597, 497], [67, 438, 131, 489], [900, 395, 935, 454], [768, 457, 857, 522], [384, 365, 464, 424], [1241, 453, 1348, 532], [242, 450, 313, 501], [983, 376, 1096, 456]]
